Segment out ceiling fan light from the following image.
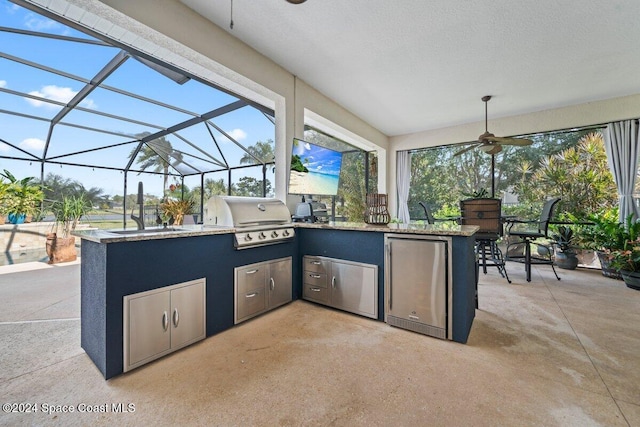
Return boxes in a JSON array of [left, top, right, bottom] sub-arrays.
[[478, 144, 495, 153]]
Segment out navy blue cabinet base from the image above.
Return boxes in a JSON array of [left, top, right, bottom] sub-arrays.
[[77, 223, 477, 379]]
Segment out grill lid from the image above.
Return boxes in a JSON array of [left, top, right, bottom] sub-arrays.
[[203, 196, 292, 228]]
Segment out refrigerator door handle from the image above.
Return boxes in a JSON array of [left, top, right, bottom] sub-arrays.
[[386, 243, 392, 311]]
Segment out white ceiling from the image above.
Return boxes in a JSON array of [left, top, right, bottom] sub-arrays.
[[181, 0, 640, 137]]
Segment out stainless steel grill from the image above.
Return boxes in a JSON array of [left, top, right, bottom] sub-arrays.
[[203, 196, 295, 249]]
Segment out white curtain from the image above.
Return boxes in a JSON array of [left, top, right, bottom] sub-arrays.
[[603, 120, 640, 223], [396, 150, 411, 223]]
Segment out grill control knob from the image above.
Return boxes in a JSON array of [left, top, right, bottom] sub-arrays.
[[244, 233, 253, 241], [258, 232, 266, 240], [282, 230, 290, 237], [271, 231, 279, 238]]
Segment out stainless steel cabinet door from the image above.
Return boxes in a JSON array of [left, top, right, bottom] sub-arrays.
[[330, 260, 377, 319], [127, 291, 171, 367], [268, 258, 292, 309], [170, 282, 206, 349], [387, 238, 447, 330], [235, 265, 267, 323]]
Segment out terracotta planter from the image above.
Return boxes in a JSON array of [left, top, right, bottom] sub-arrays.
[[46, 233, 77, 264], [620, 270, 640, 291]]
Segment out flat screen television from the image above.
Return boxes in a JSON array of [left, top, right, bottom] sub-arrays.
[[288, 138, 343, 196]]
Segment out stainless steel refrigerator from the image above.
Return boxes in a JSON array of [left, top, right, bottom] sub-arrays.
[[384, 234, 452, 340]]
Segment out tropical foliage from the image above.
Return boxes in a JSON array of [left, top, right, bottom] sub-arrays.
[[160, 197, 195, 225], [239, 139, 275, 164], [408, 128, 613, 221], [0, 169, 44, 218], [609, 239, 640, 273], [513, 133, 616, 220], [40, 173, 106, 208], [291, 154, 309, 173], [129, 133, 182, 196], [302, 128, 372, 222], [50, 194, 91, 238]]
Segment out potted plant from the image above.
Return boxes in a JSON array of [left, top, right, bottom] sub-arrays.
[[0, 178, 9, 224], [1, 169, 44, 224], [608, 239, 640, 290], [577, 209, 640, 279], [160, 197, 195, 226], [47, 194, 90, 264], [551, 225, 579, 270]]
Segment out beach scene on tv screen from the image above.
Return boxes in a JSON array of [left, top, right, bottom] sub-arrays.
[[289, 140, 342, 195]]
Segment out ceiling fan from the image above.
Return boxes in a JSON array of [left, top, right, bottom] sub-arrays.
[[454, 95, 533, 157]]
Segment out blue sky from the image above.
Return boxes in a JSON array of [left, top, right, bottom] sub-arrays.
[[0, 0, 275, 197], [292, 140, 343, 176]]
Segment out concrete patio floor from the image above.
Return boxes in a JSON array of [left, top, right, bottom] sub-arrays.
[[0, 260, 638, 426]]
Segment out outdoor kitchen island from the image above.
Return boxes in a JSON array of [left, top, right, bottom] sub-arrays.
[[75, 221, 478, 379]]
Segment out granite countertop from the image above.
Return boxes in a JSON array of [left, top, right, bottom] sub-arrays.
[[73, 221, 478, 244], [73, 224, 236, 243], [296, 221, 479, 237]]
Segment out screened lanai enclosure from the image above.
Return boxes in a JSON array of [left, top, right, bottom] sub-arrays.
[[0, 0, 277, 226]]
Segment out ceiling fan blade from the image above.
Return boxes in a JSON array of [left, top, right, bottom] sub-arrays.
[[453, 144, 479, 157], [484, 136, 533, 146]]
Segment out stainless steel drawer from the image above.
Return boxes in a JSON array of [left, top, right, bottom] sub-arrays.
[[237, 287, 266, 322], [303, 271, 327, 288], [303, 283, 329, 304], [235, 265, 267, 323], [304, 256, 328, 274]]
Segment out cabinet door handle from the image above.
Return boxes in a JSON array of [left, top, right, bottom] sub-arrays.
[[310, 287, 321, 292], [309, 273, 321, 279], [310, 261, 322, 265], [172, 308, 179, 328], [245, 292, 258, 298], [245, 269, 259, 274], [332, 276, 336, 289], [270, 277, 275, 291], [162, 311, 169, 331]]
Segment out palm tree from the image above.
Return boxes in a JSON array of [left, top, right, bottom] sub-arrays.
[[239, 139, 275, 165], [129, 133, 183, 195]]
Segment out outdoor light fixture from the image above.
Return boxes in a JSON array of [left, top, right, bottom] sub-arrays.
[[478, 144, 502, 154]]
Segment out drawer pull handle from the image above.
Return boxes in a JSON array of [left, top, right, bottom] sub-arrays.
[[162, 311, 169, 331], [245, 292, 258, 298], [309, 273, 321, 279], [245, 269, 259, 274], [310, 261, 322, 265], [310, 287, 321, 292]]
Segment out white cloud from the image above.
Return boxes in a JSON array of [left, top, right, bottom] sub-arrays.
[[227, 128, 247, 141], [20, 138, 45, 151], [0, 142, 10, 152], [5, 4, 19, 14], [24, 14, 62, 32], [26, 85, 97, 109], [0, 80, 6, 88]]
